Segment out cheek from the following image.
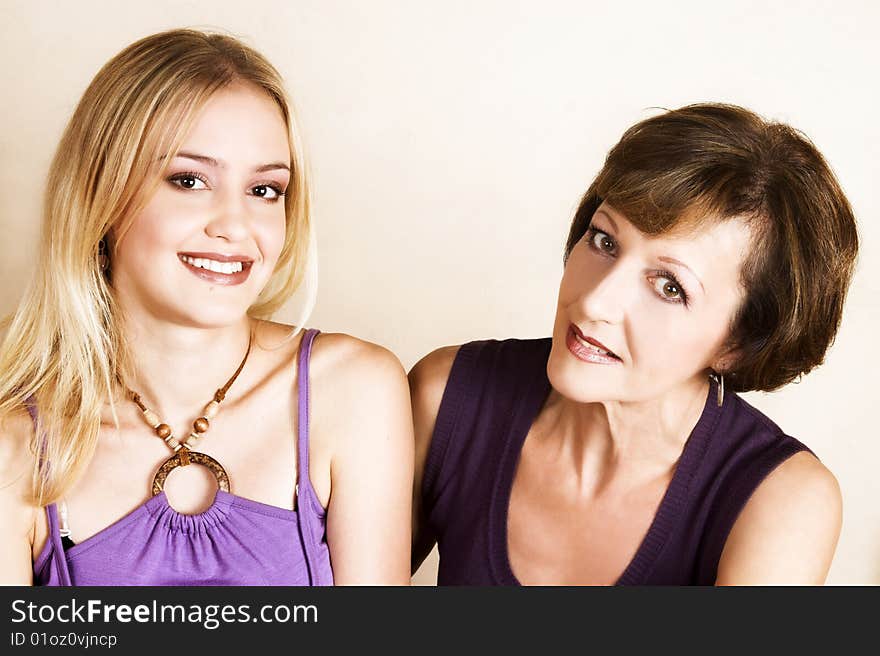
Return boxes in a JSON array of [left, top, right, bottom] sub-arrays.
[[253, 211, 287, 266], [553, 268, 583, 335], [557, 248, 599, 305], [115, 203, 182, 265], [628, 302, 732, 376]]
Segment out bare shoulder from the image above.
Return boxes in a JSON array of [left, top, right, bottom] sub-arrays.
[[408, 345, 461, 475], [307, 333, 414, 583], [408, 345, 462, 569], [253, 321, 407, 389], [307, 332, 411, 450], [408, 344, 461, 415], [742, 450, 841, 520], [716, 450, 842, 584], [309, 331, 407, 390]]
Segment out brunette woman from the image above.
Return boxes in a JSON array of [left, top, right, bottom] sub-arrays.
[[411, 104, 858, 585]]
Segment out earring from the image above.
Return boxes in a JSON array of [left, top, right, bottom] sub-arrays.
[[98, 238, 109, 271], [710, 371, 724, 407]]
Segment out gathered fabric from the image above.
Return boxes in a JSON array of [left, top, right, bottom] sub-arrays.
[[32, 328, 334, 586]]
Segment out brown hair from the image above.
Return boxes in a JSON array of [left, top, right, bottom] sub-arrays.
[[564, 103, 858, 393]]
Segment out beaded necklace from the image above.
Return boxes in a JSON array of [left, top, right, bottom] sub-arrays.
[[125, 332, 253, 495]]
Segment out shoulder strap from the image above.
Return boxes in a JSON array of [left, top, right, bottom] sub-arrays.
[[422, 338, 552, 519], [293, 328, 334, 585], [24, 397, 46, 468], [696, 424, 810, 582], [25, 397, 38, 422], [296, 328, 322, 513]]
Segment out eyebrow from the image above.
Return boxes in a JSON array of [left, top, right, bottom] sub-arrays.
[[593, 210, 619, 234], [658, 256, 705, 292], [170, 151, 290, 173]]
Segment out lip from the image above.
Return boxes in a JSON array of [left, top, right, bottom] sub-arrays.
[[178, 251, 254, 263], [178, 253, 254, 286], [565, 324, 622, 365]]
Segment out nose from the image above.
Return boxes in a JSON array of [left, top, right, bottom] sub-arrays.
[[204, 188, 250, 243], [577, 260, 630, 325]]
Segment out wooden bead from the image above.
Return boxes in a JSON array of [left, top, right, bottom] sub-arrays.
[[164, 435, 180, 450], [203, 401, 220, 419], [156, 423, 172, 439], [185, 433, 201, 448], [193, 417, 209, 433]]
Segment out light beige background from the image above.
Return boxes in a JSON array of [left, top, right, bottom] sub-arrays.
[[1, 1, 877, 584]]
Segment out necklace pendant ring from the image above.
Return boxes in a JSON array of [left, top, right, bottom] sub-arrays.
[[151, 448, 231, 496]]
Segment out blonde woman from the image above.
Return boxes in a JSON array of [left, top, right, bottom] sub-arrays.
[[0, 29, 413, 585]]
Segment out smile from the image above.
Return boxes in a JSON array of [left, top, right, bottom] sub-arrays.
[[178, 252, 254, 286], [565, 324, 622, 365]]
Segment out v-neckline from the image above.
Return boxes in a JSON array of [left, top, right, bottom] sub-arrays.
[[487, 373, 724, 586]]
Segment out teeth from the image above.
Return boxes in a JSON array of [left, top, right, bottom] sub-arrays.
[[181, 255, 244, 275], [575, 333, 613, 357]]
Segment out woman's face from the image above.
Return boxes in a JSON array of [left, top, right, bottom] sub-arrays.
[[547, 202, 753, 403], [112, 83, 291, 329]]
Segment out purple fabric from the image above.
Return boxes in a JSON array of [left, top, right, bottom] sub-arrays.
[[33, 328, 333, 586], [422, 337, 811, 585]]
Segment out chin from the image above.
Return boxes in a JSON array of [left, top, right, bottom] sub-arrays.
[[546, 339, 622, 404]]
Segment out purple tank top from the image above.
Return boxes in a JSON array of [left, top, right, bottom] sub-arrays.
[[422, 338, 811, 585], [32, 328, 334, 586]]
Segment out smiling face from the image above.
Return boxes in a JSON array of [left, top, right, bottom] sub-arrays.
[[547, 202, 753, 403], [111, 83, 291, 329]]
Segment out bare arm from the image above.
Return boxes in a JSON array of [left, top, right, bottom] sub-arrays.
[[408, 345, 460, 575], [0, 410, 38, 584], [715, 451, 842, 585], [318, 336, 414, 585]]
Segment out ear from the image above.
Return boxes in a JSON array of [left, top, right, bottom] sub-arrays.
[[710, 342, 741, 375]]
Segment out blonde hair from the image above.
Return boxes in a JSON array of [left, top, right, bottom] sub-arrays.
[[0, 29, 313, 505]]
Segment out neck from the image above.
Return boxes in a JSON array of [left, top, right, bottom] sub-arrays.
[[118, 312, 254, 422], [540, 375, 711, 491]]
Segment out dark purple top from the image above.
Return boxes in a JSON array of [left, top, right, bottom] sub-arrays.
[[422, 337, 811, 585], [32, 328, 334, 586]]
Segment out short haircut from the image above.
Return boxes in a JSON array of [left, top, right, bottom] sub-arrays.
[[564, 103, 859, 393]]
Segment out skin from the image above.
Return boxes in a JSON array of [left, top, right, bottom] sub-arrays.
[[1, 82, 413, 585], [411, 202, 841, 585]]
